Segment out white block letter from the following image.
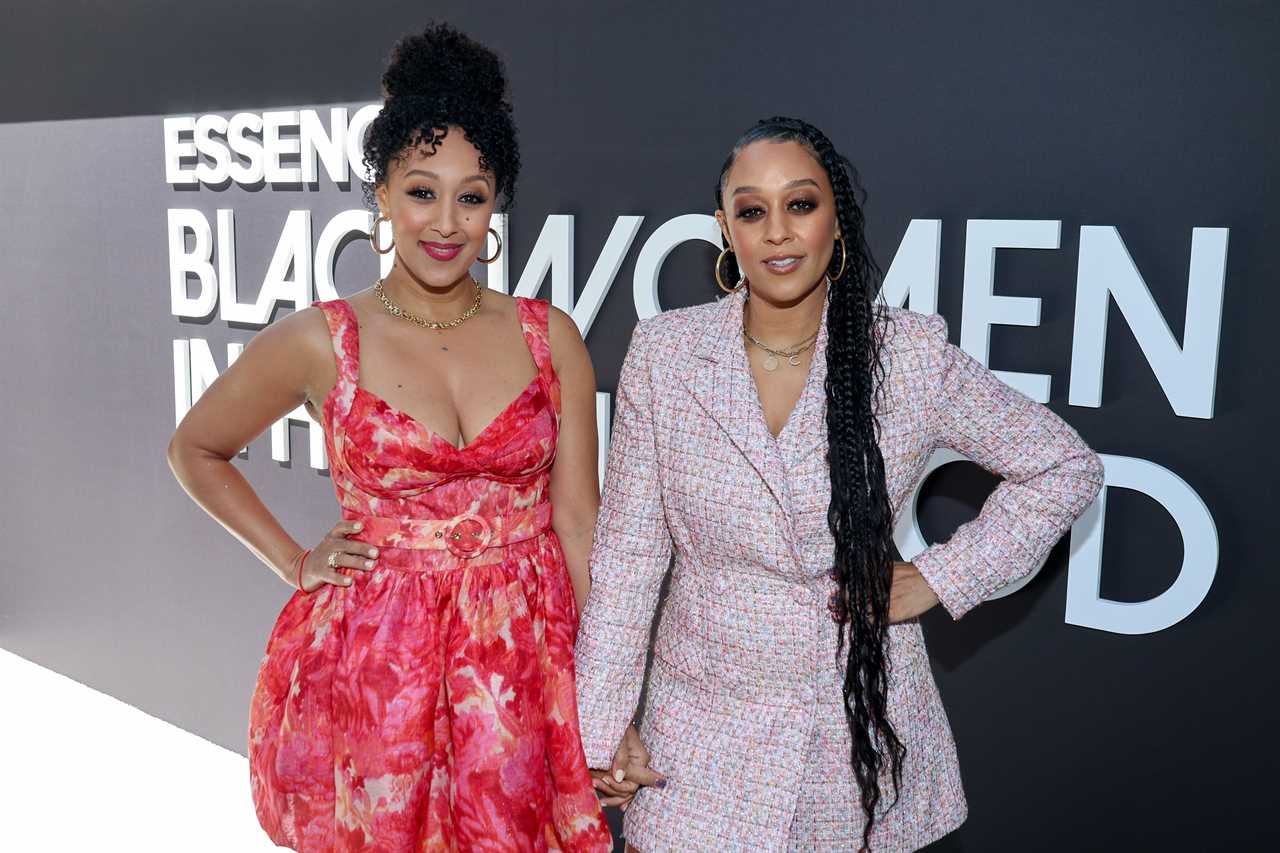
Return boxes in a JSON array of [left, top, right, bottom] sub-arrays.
[[574, 216, 644, 337], [315, 209, 373, 302], [879, 219, 941, 313], [173, 340, 192, 425], [1069, 226, 1227, 419], [633, 214, 721, 320], [227, 112, 265, 184], [596, 391, 612, 491], [1065, 453, 1217, 634], [168, 209, 217, 318], [262, 110, 302, 184], [192, 114, 231, 185], [512, 215, 573, 309], [961, 219, 1061, 402], [220, 210, 312, 325], [258, 210, 313, 323], [271, 405, 328, 470], [300, 108, 349, 184], [163, 117, 198, 185]]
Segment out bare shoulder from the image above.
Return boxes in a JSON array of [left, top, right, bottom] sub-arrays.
[[545, 303, 591, 374], [342, 286, 381, 322], [546, 303, 583, 343], [482, 289, 530, 340], [483, 287, 518, 311], [233, 306, 336, 405], [249, 304, 332, 358]]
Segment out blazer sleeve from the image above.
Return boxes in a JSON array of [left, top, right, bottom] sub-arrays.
[[911, 313, 1105, 620], [573, 318, 674, 768]]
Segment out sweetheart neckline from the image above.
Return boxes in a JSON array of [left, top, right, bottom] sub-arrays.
[[352, 376, 543, 453], [330, 295, 550, 454]]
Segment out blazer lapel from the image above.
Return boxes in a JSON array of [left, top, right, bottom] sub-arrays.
[[780, 297, 830, 464], [681, 292, 796, 521], [786, 303, 900, 462]]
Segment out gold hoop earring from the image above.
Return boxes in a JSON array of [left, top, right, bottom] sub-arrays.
[[477, 227, 502, 264], [715, 245, 745, 294], [369, 213, 394, 255], [830, 234, 847, 281]]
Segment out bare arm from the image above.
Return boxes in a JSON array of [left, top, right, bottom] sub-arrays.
[[166, 307, 348, 586], [547, 307, 600, 615]]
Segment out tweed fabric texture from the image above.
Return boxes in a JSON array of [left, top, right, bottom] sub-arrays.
[[575, 290, 1104, 851]]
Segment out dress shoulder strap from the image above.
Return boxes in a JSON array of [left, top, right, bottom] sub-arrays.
[[312, 299, 360, 416], [514, 297, 561, 413]]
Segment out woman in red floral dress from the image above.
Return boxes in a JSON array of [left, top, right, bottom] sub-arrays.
[[166, 24, 610, 852]]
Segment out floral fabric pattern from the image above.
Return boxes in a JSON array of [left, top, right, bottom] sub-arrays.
[[249, 297, 609, 853]]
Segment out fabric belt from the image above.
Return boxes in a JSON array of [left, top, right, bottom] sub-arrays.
[[347, 503, 552, 558]]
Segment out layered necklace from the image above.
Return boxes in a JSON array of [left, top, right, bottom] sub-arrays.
[[374, 276, 484, 330], [743, 306, 820, 371]]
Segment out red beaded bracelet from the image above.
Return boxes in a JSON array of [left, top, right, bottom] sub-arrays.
[[293, 548, 312, 592]]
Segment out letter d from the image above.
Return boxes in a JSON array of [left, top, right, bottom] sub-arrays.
[[1066, 454, 1218, 634]]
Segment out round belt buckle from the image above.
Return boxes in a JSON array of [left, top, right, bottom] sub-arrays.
[[444, 514, 493, 558]]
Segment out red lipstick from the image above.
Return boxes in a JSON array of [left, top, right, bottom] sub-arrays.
[[420, 241, 463, 262]]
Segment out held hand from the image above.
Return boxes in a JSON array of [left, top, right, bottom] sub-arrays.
[[590, 725, 642, 806], [888, 561, 939, 623], [590, 724, 665, 810], [296, 520, 380, 592]]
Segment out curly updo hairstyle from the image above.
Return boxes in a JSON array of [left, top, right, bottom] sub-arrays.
[[715, 117, 900, 852], [362, 23, 520, 211]]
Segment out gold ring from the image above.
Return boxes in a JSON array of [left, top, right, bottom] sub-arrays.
[[327, 551, 339, 569]]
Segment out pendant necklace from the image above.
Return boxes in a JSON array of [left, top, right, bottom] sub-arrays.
[[743, 324, 819, 371]]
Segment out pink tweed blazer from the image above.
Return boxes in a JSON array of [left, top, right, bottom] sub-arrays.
[[574, 290, 1104, 852]]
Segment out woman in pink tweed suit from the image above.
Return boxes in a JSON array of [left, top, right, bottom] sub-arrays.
[[574, 117, 1105, 852]]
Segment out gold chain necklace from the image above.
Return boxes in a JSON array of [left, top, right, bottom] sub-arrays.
[[374, 277, 484, 330], [742, 326, 819, 372]]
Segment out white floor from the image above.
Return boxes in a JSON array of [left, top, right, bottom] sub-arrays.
[[0, 647, 282, 852]]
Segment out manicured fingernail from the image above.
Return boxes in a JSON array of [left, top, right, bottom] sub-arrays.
[[655, 778, 667, 789], [365, 560, 374, 568], [369, 547, 378, 557], [613, 769, 625, 783], [354, 522, 363, 531]]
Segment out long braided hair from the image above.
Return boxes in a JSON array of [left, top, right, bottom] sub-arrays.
[[715, 117, 902, 850]]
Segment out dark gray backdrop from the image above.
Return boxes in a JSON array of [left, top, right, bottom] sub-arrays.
[[1, 1, 1275, 850]]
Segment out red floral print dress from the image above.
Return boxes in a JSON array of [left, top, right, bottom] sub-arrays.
[[248, 297, 611, 853]]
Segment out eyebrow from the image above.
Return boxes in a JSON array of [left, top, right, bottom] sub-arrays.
[[731, 178, 820, 197], [404, 169, 493, 186]]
